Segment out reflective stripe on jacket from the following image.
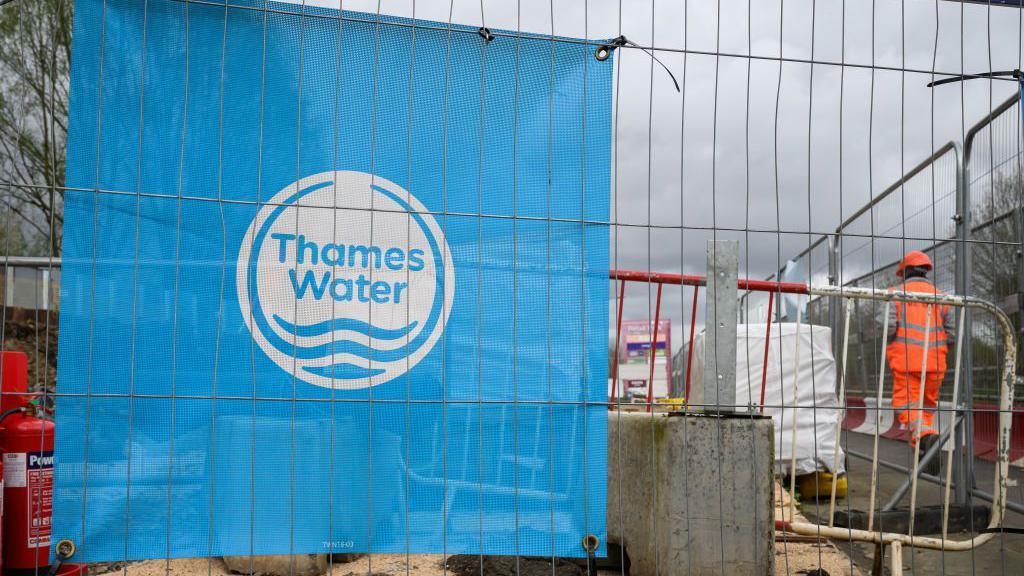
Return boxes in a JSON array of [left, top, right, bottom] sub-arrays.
[[885, 279, 953, 373]]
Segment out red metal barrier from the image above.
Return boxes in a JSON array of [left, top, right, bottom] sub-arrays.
[[973, 403, 1024, 463], [841, 397, 1024, 466], [842, 397, 868, 431], [610, 269, 802, 408], [645, 284, 663, 412], [684, 286, 699, 403], [610, 269, 808, 294]]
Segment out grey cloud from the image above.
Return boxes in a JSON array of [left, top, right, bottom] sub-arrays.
[[320, 0, 1024, 350]]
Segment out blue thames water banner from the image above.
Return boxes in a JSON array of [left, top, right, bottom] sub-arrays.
[[55, 0, 610, 562]]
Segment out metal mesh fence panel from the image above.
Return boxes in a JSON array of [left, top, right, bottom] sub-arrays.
[[2, 0, 1023, 575], [965, 97, 1024, 402]]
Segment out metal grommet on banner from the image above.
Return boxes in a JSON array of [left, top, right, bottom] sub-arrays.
[[594, 35, 679, 92], [581, 535, 599, 576], [594, 35, 626, 61], [477, 27, 495, 43], [55, 539, 77, 559], [46, 540, 78, 576]]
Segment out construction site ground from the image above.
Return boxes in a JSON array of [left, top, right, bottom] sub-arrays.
[[776, 482, 865, 576], [5, 316, 866, 575], [89, 486, 863, 576], [799, 431, 1024, 575]]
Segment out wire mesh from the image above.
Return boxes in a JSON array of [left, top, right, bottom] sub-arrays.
[[965, 96, 1024, 403], [833, 144, 961, 401], [2, 0, 1024, 575]]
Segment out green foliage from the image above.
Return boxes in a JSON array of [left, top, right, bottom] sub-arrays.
[[0, 0, 71, 257]]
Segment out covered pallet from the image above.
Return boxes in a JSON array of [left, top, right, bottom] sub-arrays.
[[689, 323, 845, 476]]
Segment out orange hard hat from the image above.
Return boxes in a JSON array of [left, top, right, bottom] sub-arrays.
[[897, 250, 932, 276]]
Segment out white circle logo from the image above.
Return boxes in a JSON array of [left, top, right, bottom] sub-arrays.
[[236, 171, 455, 389]]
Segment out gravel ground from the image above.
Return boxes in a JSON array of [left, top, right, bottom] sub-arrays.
[[93, 555, 619, 576], [7, 312, 864, 575], [775, 482, 866, 576]]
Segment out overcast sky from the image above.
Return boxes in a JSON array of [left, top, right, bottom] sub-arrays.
[[293, 0, 1024, 349]]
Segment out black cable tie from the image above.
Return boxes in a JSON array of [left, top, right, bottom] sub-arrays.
[[927, 69, 1021, 88], [595, 36, 627, 62], [595, 35, 680, 93], [477, 27, 494, 43]]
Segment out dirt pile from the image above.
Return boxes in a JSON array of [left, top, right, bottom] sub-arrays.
[[445, 555, 583, 576]]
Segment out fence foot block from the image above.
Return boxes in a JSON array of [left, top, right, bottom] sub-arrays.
[[607, 412, 775, 576]]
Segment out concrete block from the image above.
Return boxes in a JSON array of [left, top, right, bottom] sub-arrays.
[[607, 412, 774, 576]]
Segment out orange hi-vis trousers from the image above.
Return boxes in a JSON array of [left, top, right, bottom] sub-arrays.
[[892, 370, 942, 445]]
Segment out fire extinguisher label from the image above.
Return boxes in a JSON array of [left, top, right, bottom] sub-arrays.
[[26, 450, 52, 549], [3, 453, 26, 488]]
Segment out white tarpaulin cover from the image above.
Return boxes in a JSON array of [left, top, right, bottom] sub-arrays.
[[689, 323, 845, 476]]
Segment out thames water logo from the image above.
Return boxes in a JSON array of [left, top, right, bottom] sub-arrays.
[[237, 171, 455, 389]]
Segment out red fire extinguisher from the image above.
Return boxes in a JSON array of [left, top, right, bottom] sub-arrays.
[[0, 351, 54, 575], [0, 350, 19, 574]]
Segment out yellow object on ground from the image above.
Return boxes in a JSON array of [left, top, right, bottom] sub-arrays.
[[797, 471, 848, 499], [662, 397, 687, 409]]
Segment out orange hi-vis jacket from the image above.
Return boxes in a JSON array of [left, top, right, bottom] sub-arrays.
[[885, 279, 953, 374]]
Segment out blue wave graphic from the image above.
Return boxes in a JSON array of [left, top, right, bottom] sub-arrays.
[[273, 314, 419, 340], [303, 363, 386, 379]]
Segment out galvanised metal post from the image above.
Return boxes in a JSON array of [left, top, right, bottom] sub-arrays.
[[828, 234, 840, 365], [1018, 105, 1024, 380], [703, 240, 739, 413], [1017, 204, 1024, 368], [954, 136, 973, 506]]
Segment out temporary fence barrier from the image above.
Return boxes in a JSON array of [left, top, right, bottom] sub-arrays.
[[614, 265, 1017, 574], [791, 285, 1016, 574], [3, 0, 1024, 574], [765, 96, 1024, 526], [768, 94, 1024, 405]]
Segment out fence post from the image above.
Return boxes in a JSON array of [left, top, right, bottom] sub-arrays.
[[1017, 204, 1024, 351], [955, 139, 974, 506], [828, 234, 841, 364], [704, 240, 739, 412], [4, 268, 13, 308]]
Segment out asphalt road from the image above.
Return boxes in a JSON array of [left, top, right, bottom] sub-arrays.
[[795, 432, 1024, 575]]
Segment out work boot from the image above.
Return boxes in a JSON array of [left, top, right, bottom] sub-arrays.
[[917, 434, 941, 477]]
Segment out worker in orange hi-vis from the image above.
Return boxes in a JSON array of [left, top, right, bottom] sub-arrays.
[[886, 250, 954, 474]]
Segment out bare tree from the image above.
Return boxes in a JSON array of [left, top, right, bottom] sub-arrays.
[[970, 171, 1023, 306], [0, 0, 71, 256]]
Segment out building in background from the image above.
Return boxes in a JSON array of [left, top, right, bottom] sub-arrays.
[[611, 319, 671, 401]]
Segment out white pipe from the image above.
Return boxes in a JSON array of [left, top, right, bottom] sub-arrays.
[[890, 541, 904, 576], [943, 306, 967, 541], [828, 298, 853, 527], [806, 284, 1017, 547], [0, 256, 62, 268], [907, 304, 933, 540], [867, 300, 890, 533], [789, 296, 802, 523], [783, 520, 997, 551]]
